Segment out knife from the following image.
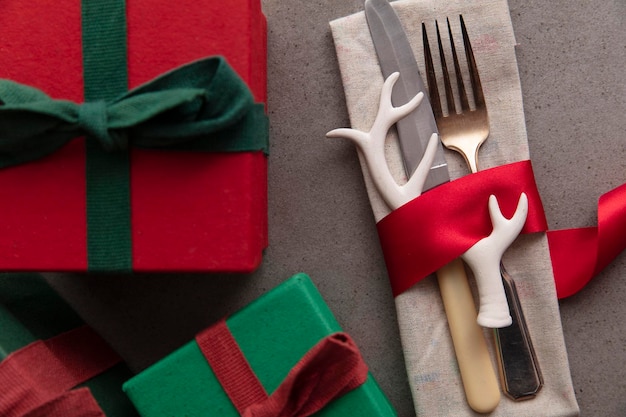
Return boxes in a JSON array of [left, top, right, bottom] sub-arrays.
[[363, 0, 448, 188], [364, 0, 501, 413]]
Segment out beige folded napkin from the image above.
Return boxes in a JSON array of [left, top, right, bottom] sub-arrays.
[[329, 0, 579, 415]]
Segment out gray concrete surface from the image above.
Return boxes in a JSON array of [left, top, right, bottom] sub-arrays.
[[47, 1, 625, 416]]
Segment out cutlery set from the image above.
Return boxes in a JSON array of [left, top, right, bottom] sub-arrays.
[[329, 0, 543, 412], [422, 14, 543, 402]]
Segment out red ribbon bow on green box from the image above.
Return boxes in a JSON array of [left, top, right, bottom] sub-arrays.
[[198, 322, 368, 417], [122, 273, 398, 416]]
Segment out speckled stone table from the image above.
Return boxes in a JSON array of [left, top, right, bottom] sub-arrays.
[[47, 1, 625, 415]]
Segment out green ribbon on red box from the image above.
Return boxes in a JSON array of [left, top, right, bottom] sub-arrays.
[[0, 0, 268, 272], [0, 57, 268, 166], [377, 160, 626, 299]]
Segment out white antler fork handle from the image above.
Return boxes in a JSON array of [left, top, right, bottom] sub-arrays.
[[462, 193, 529, 328]]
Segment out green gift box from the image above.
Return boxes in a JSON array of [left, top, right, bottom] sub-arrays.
[[0, 274, 138, 417], [123, 273, 397, 416]]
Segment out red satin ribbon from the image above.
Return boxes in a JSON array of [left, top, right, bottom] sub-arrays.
[[377, 161, 547, 297], [196, 320, 369, 417], [548, 182, 626, 298], [0, 325, 121, 417], [376, 160, 626, 299]]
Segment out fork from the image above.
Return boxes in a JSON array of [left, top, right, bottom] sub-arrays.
[[423, 16, 543, 401]]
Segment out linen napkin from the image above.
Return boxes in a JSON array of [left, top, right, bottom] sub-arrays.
[[329, 0, 579, 415]]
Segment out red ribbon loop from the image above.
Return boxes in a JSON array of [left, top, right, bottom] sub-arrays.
[[196, 321, 368, 417], [0, 326, 121, 417], [548, 182, 626, 298], [242, 333, 369, 417]]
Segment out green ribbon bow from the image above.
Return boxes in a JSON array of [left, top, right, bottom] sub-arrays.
[[0, 56, 269, 169]]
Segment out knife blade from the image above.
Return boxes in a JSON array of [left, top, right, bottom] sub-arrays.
[[364, 0, 501, 413], [364, 0, 448, 190]]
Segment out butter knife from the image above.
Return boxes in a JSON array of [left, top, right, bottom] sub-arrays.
[[364, 0, 500, 412]]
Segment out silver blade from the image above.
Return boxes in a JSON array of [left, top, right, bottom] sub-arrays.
[[365, 0, 449, 190]]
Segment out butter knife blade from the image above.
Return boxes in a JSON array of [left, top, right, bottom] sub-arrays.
[[364, 0, 448, 190]]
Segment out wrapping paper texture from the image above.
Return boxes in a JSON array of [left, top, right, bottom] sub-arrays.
[[122, 273, 397, 417], [329, 0, 579, 415]]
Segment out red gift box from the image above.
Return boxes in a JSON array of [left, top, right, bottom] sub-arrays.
[[0, 0, 268, 272]]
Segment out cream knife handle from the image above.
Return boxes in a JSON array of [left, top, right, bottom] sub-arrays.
[[437, 258, 501, 414]]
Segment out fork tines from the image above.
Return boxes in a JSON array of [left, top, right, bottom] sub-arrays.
[[422, 15, 485, 117]]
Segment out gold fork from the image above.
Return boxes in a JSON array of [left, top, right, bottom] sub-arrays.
[[423, 16, 543, 401]]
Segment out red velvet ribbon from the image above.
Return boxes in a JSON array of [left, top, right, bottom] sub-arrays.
[[0, 325, 121, 417], [376, 160, 626, 298], [196, 320, 369, 417]]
